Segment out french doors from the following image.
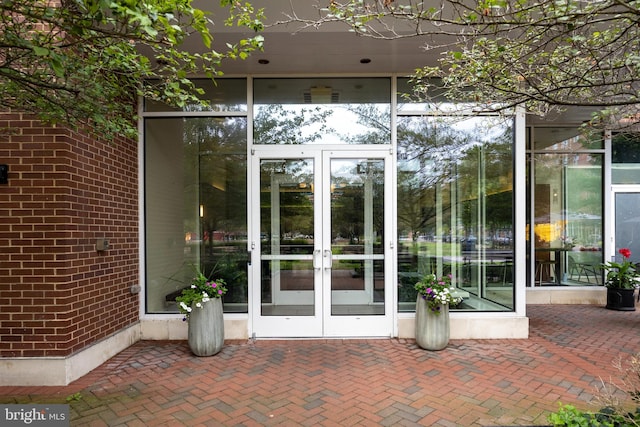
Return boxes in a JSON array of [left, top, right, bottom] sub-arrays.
[[612, 186, 640, 263], [250, 147, 393, 337]]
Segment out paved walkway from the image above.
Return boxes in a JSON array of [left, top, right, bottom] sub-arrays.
[[1, 305, 639, 426]]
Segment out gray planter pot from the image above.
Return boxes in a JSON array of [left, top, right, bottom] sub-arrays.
[[188, 298, 224, 356], [415, 296, 450, 351]]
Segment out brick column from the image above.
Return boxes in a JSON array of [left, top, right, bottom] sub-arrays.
[[0, 113, 139, 358]]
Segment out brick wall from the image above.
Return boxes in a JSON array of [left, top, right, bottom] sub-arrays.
[[0, 113, 139, 357]]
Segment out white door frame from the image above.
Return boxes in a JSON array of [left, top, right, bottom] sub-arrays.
[[250, 146, 394, 338], [322, 150, 394, 337], [610, 185, 640, 261]]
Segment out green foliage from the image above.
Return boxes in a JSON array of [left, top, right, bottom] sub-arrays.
[[547, 404, 640, 427], [306, 0, 640, 130], [601, 248, 639, 289], [546, 352, 640, 426], [175, 269, 227, 320], [415, 273, 462, 314], [66, 392, 82, 402], [0, 0, 264, 140], [548, 404, 608, 427]]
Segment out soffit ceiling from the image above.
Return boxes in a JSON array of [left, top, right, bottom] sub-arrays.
[[195, 0, 438, 75], [186, 0, 595, 126]]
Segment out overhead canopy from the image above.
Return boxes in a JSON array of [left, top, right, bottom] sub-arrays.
[[186, 0, 596, 125]]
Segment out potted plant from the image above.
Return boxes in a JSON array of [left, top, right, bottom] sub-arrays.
[[602, 248, 638, 311], [176, 270, 227, 356], [414, 273, 463, 350]]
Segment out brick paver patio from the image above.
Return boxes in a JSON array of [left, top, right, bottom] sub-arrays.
[[1, 304, 639, 426]]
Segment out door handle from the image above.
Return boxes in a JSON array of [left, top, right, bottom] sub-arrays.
[[324, 249, 333, 269], [313, 250, 321, 270]]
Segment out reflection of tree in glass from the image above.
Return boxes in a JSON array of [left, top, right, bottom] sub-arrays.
[[280, 190, 314, 241], [479, 130, 514, 246], [191, 117, 247, 235], [397, 117, 473, 241], [254, 103, 391, 145], [260, 160, 314, 244], [178, 117, 250, 303], [339, 104, 391, 145], [253, 105, 335, 144], [178, 117, 248, 236], [397, 115, 513, 245], [612, 133, 640, 163], [331, 161, 384, 247]]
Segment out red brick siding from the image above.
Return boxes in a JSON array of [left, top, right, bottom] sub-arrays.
[[0, 113, 139, 357]]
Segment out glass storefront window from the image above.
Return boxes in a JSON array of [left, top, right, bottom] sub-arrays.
[[612, 133, 640, 184], [253, 78, 391, 145], [532, 128, 603, 150], [397, 115, 515, 312], [144, 79, 247, 112], [145, 117, 248, 313], [397, 77, 495, 115], [527, 129, 603, 287]]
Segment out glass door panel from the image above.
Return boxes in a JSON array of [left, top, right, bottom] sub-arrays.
[[254, 156, 322, 337], [252, 150, 392, 337], [613, 189, 640, 264], [328, 158, 385, 313], [322, 152, 392, 337]]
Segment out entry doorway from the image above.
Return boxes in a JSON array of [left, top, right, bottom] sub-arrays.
[[612, 186, 640, 264], [250, 147, 393, 337]]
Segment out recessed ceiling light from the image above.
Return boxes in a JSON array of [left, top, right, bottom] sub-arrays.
[[360, 58, 371, 64], [258, 59, 270, 65]]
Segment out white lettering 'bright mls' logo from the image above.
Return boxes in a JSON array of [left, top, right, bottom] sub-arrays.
[[1, 405, 68, 425]]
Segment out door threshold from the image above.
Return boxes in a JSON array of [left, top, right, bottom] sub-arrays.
[[250, 335, 394, 341]]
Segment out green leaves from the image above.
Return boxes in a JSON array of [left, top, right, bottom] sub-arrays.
[[304, 0, 640, 129], [32, 46, 49, 56], [0, 0, 264, 140]]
